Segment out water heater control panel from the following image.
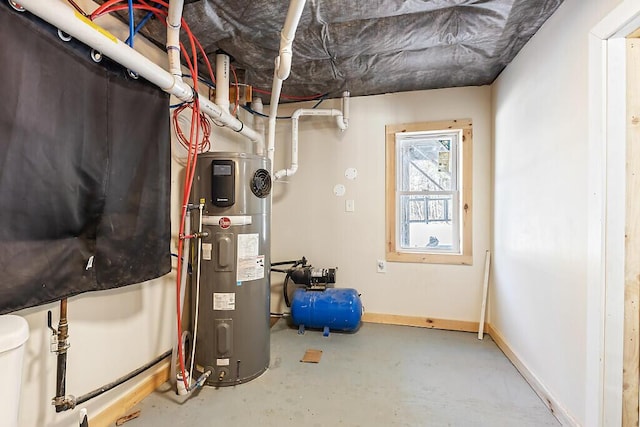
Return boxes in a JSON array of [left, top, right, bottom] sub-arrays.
[[211, 159, 235, 207]]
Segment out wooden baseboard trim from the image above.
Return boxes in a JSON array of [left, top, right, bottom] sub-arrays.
[[485, 324, 578, 426], [89, 359, 171, 427], [362, 312, 481, 333]]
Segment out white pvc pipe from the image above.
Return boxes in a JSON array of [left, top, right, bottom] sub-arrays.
[[166, 0, 184, 80], [252, 97, 265, 155], [267, 0, 307, 169], [215, 54, 230, 112], [267, 75, 283, 166], [273, 90, 350, 180], [337, 91, 350, 131], [18, 0, 264, 150], [274, 108, 342, 180], [276, 0, 306, 80]]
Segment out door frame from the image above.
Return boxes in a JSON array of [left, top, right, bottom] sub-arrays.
[[588, 2, 640, 425]]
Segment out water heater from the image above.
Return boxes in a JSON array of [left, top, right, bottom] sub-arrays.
[[190, 152, 271, 386]]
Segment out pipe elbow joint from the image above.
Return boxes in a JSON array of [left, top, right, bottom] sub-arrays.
[[336, 115, 348, 131], [276, 52, 292, 80], [274, 166, 298, 181], [53, 394, 76, 412]]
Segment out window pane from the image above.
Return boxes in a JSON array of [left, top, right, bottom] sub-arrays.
[[398, 135, 456, 192], [398, 194, 458, 252]]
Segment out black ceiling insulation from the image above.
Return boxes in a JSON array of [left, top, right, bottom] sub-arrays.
[[0, 4, 171, 314], [105, 0, 563, 101]]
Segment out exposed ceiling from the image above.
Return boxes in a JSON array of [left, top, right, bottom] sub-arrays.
[[136, 0, 564, 101]]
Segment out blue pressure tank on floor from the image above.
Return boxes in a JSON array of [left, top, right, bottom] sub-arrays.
[[291, 288, 363, 335]]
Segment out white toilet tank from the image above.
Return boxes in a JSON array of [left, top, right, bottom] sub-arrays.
[[0, 315, 29, 427]]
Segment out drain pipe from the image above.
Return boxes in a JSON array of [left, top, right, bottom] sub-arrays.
[[166, 0, 184, 87], [337, 90, 350, 130], [50, 299, 72, 412], [252, 97, 265, 155], [48, 299, 173, 412], [215, 53, 231, 113], [266, 0, 307, 170], [15, 0, 264, 151], [274, 91, 350, 180]]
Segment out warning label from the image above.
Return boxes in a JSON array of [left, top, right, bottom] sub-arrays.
[[236, 234, 265, 282], [237, 255, 265, 282], [213, 293, 235, 311]]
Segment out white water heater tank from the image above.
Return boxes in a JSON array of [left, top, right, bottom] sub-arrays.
[[0, 315, 29, 427]]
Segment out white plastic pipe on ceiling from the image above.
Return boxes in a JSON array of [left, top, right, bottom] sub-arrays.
[[267, 0, 306, 168], [16, 0, 264, 151]]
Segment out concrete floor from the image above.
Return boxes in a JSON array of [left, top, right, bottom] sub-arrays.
[[126, 320, 559, 427]]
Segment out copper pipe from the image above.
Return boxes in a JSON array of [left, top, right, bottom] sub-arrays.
[[53, 298, 73, 412]]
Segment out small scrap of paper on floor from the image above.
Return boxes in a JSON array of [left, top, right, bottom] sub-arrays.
[[300, 349, 323, 363]]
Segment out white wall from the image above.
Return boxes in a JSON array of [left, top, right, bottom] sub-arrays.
[[491, 0, 621, 424], [269, 86, 491, 321]]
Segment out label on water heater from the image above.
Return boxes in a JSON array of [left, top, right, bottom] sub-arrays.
[[217, 358, 230, 366], [237, 255, 265, 282], [236, 233, 265, 282], [202, 243, 212, 261], [213, 292, 235, 310]]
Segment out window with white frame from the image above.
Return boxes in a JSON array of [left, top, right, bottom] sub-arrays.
[[385, 119, 472, 265]]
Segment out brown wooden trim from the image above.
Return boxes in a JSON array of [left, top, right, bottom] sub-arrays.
[[385, 124, 397, 259], [362, 312, 481, 332], [385, 119, 473, 265], [623, 38, 640, 427], [629, 28, 640, 39], [89, 360, 170, 427]]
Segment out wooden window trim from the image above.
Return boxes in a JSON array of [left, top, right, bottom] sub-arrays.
[[385, 119, 473, 265]]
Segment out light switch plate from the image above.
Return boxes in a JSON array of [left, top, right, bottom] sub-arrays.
[[345, 199, 355, 212]]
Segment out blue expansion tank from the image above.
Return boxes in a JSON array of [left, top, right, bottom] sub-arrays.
[[291, 288, 363, 335]]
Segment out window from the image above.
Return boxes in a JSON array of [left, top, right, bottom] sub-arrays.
[[385, 119, 472, 265]]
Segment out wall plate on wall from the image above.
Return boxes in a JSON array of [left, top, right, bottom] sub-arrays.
[[333, 184, 346, 196], [345, 167, 358, 180]]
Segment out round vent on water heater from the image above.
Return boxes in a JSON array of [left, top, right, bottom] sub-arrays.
[[251, 169, 272, 198]]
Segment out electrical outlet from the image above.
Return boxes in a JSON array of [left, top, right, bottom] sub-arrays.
[[377, 259, 386, 273]]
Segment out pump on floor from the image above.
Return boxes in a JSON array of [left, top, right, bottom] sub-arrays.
[[272, 257, 363, 336]]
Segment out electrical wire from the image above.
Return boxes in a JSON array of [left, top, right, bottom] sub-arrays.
[[240, 94, 327, 119], [172, 103, 212, 153], [65, 0, 88, 16], [253, 87, 326, 101], [96, 0, 206, 393], [127, 0, 134, 47], [89, 2, 199, 393], [126, 9, 155, 46]]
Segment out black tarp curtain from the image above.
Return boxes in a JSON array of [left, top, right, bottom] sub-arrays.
[[0, 5, 171, 314]]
